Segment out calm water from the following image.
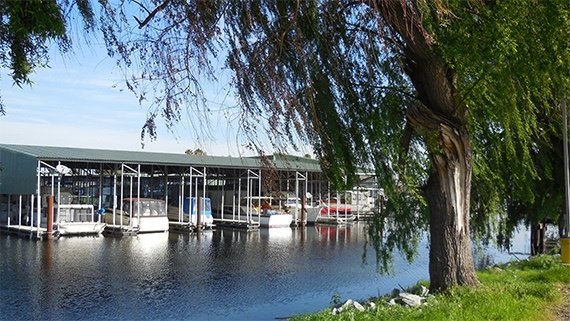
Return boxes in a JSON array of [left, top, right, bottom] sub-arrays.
[[0, 223, 527, 320]]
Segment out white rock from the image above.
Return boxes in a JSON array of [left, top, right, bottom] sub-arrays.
[[398, 292, 422, 307], [420, 285, 429, 297], [353, 301, 365, 312], [342, 299, 354, 308]]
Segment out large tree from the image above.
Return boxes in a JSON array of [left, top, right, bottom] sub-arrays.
[[2, 1, 570, 292]]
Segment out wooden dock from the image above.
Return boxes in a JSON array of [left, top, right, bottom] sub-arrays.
[[168, 221, 216, 233], [0, 224, 50, 239], [213, 218, 259, 230], [103, 225, 138, 236]]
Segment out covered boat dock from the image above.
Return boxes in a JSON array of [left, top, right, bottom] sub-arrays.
[[0, 144, 335, 237]]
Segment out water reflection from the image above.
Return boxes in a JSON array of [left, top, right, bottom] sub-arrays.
[[0, 223, 524, 320]]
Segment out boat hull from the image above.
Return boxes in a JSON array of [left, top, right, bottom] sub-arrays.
[[219, 212, 293, 228], [167, 211, 215, 227], [259, 214, 293, 228], [57, 222, 106, 235], [134, 216, 170, 233]]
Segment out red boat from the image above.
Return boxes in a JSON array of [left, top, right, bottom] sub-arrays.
[[319, 206, 352, 215]]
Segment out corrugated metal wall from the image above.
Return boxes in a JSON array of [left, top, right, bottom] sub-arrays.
[[0, 149, 37, 195]]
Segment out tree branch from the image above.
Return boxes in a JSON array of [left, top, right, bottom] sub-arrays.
[[399, 119, 414, 172], [134, 0, 170, 29]]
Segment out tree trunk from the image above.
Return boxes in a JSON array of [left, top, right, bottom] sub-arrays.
[[407, 91, 479, 293], [530, 223, 545, 256], [425, 123, 479, 291]]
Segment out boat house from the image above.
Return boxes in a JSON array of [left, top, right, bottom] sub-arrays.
[[0, 144, 323, 236], [0, 144, 380, 237]]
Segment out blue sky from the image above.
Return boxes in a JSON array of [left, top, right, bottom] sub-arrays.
[[0, 42, 267, 156]]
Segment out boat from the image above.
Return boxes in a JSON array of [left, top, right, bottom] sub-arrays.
[[329, 188, 381, 218], [103, 198, 169, 233], [219, 196, 293, 228], [168, 197, 215, 228], [53, 204, 106, 236], [315, 205, 355, 224], [279, 196, 320, 224], [56, 221, 106, 236]]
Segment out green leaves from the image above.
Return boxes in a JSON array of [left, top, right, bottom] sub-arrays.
[[432, 1, 570, 245], [0, 0, 69, 87]]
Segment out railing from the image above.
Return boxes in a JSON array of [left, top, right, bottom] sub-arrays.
[[56, 204, 95, 223]]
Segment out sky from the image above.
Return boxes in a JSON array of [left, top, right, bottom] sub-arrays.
[[0, 41, 279, 157]]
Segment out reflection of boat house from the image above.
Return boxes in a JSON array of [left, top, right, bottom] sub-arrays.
[[0, 144, 335, 237]]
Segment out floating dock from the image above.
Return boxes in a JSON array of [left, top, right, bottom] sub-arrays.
[[213, 218, 260, 230], [168, 221, 216, 233], [0, 224, 50, 239], [103, 225, 138, 236]]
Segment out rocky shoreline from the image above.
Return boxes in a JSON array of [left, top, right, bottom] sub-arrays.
[[330, 284, 433, 316]]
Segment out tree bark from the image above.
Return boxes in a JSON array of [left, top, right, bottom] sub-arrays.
[[402, 47, 479, 293], [427, 123, 479, 291], [407, 101, 479, 292], [531, 223, 545, 256]]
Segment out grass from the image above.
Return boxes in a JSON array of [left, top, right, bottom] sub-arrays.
[[291, 255, 570, 321]]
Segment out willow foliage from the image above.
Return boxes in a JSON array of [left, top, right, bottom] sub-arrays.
[[433, 2, 570, 246], [0, 0, 96, 114]]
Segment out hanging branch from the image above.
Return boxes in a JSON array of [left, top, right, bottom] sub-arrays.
[[132, 0, 171, 29]]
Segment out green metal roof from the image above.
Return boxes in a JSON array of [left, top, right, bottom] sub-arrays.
[[0, 144, 322, 171]]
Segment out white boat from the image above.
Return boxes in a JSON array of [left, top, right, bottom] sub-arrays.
[[57, 221, 106, 236], [168, 197, 215, 228], [279, 196, 320, 224], [42, 203, 106, 236], [103, 198, 169, 233], [305, 207, 322, 224], [220, 196, 293, 228]]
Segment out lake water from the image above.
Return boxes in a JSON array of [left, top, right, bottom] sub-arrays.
[[0, 223, 529, 320]]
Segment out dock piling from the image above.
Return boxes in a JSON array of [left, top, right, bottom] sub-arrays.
[[47, 195, 54, 239]]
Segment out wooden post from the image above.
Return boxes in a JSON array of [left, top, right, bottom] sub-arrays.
[[47, 195, 54, 239], [196, 196, 202, 233]]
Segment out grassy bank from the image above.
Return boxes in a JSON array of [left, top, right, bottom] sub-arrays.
[[291, 255, 570, 321]]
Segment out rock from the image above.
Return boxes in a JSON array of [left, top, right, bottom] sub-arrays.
[[342, 299, 354, 308], [425, 294, 436, 302], [398, 292, 422, 307], [353, 301, 365, 312], [391, 288, 400, 297], [408, 284, 429, 296], [366, 301, 376, 309], [420, 285, 429, 297], [387, 298, 397, 306], [331, 299, 368, 315], [492, 267, 505, 274]]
